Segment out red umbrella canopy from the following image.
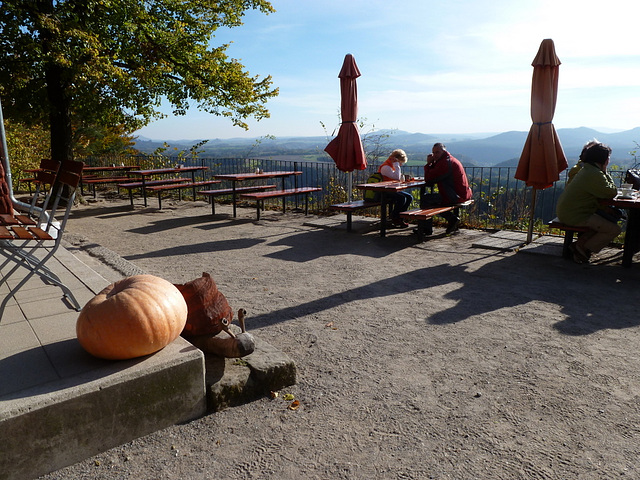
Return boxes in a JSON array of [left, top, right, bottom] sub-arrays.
[[515, 39, 568, 190], [0, 98, 12, 213], [0, 159, 12, 213], [324, 54, 367, 173]]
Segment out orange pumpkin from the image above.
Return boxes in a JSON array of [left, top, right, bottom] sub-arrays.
[[76, 274, 188, 360]]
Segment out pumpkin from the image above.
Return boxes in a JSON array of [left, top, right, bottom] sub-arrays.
[[174, 272, 233, 337], [76, 274, 188, 360]]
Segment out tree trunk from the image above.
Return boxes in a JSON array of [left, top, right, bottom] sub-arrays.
[[38, 0, 73, 165], [46, 63, 74, 164]]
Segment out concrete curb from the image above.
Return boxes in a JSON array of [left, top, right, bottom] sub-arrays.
[[1, 338, 206, 480], [205, 336, 297, 412]]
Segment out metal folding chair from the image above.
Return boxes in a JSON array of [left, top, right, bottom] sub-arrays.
[[0, 160, 84, 317], [26, 158, 61, 215]]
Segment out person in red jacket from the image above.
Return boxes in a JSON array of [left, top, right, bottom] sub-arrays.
[[421, 143, 472, 234]]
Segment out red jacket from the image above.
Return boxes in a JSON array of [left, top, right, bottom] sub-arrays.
[[423, 153, 472, 204]]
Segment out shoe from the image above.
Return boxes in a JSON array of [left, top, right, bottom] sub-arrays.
[[412, 227, 433, 235], [576, 243, 592, 261], [569, 242, 589, 264], [445, 218, 460, 234], [392, 220, 409, 228]]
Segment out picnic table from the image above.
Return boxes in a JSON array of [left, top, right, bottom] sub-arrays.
[[602, 190, 640, 268], [125, 166, 208, 207], [80, 165, 140, 197], [212, 171, 302, 217], [356, 178, 426, 237]]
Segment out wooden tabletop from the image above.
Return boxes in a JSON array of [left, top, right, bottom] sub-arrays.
[[83, 165, 140, 172], [603, 192, 640, 208], [356, 179, 426, 192], [128, 166, 208, 176], [213, 171, 302, 181]]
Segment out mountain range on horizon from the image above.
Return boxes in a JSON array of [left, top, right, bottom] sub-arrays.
[[133, 126, 640, 167]]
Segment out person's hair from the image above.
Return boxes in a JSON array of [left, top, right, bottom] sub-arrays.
[[579, 139, 599, 162], [582, 142, 612, 166], [433, 142, 446, 150], [390, 149, 407, 162]]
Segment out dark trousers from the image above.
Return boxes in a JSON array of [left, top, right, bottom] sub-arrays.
[[389, 191, 413, 221], [419, 193, 457, 233]]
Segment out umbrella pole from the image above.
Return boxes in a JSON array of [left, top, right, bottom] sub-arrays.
[[348, 173, 353, 202], [526, 188, 538, 244]]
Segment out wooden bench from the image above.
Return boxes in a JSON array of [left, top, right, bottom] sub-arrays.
[[118, 178, 192, 207], [240, 187, 322, 220], [82, 176, 132, 198], [400, 200, 474, 242], [329, 200, 383, 232], [16, 177, 37, 194], [144, 180, 222, 209], [197, 185, 277, 215], [548, 218, 591, 259]]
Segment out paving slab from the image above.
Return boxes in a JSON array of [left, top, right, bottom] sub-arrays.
[[471, 230, 532, 251]]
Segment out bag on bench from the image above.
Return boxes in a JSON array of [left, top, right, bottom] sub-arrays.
[[625, 168, 640, 190], [595, 205, 626, 223], [363, 172, 383, 202]]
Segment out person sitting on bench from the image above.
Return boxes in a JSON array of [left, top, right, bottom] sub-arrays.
[[556, 141, 621, 264], [421, 142, 473, 234], [379, 149, 413, 228]]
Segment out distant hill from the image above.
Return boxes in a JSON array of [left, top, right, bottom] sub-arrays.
[[133, 127, 640, 168]]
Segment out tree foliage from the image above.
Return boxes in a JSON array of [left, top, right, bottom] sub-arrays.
[[2, 120, 50, 182], [0, 0, 278, 162]]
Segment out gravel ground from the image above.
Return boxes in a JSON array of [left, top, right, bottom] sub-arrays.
[[41, 195, 640, 480]]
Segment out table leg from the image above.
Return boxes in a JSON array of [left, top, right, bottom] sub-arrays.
[[142, 177, 148, 207], [232, 181, 238, 217], [282, 176, 292, 212], [622, 209, 640, 268], [380, 194, 388, 237]]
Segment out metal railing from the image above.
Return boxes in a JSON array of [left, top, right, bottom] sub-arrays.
[[80, 155, 629, 234]]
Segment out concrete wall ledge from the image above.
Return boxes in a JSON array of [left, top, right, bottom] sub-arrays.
[[0, 337, 206, 480]]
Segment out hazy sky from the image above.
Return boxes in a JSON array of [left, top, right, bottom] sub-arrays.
[[135, 0, 640, 141]]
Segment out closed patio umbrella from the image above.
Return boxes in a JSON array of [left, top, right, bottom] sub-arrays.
[[324, 54, 367, 201], [515, 38, 568, 243]]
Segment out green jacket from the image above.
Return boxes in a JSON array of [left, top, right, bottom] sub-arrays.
[[556, 163, 617, 225]]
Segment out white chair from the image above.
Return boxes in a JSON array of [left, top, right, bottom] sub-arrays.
[[0, 160, 84, 317]]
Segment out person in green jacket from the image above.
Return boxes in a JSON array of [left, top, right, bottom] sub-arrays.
[[566, 139, 599, 184], [556, 142, 621, 263]]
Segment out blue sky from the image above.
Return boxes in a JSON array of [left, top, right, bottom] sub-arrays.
[[135, 0, 640, 141]]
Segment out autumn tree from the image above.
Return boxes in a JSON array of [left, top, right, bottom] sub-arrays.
[[0, 0, 278, 165]]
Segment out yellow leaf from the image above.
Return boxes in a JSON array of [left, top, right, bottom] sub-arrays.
[[283, 393, 295, 401]]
